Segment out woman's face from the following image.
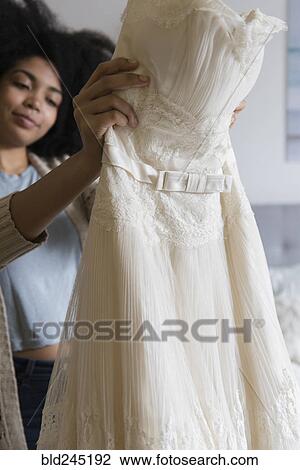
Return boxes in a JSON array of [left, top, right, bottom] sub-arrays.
[[0, 56, 63, 148]]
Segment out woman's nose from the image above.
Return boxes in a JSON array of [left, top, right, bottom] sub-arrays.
[[24, 96, 41, 112]]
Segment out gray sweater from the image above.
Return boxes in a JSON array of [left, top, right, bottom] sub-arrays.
[[0, 152, 96, 449]]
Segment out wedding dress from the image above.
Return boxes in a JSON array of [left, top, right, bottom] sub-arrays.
[[37, 0, 300, 449]]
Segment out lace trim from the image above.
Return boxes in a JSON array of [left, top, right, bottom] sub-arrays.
[[255, 368, 300, 448], [232, 8, 288, 71], [38, 368, 299, 449], [112, 88, 232, 171], [120, 88, 232, 135], [38, 394, 247, 449]]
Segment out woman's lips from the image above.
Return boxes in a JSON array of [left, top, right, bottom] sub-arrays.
[[12, 113, 38, 130]]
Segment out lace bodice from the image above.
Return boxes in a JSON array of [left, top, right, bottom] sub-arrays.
[[108, 88, 233, 173]]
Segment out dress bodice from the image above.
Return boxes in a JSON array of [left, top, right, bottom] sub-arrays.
[[108, 0, 287, 173], [92, 1, 287, 248]]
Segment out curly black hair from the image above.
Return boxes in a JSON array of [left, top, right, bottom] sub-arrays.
[[0, 0, 115, 160]]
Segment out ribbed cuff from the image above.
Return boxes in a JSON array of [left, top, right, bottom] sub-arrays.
[[0, 192, 48, 269]]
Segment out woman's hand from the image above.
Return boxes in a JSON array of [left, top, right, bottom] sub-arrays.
[[230, 100, 247, 128], [72, 57, 150, 160]]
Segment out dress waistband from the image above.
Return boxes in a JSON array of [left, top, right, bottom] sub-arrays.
[[102, 139, 233, 194]]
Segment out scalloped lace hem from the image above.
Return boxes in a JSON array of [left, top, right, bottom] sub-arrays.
[[37, 366, 300, 450], [38, 393, 248, 449]]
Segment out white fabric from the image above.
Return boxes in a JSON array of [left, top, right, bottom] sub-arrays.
[[37, 0, 300, 450], [102, 134, 233, 193]]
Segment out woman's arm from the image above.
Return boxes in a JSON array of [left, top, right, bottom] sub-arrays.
[[0, 149, 102, 269], [10, 148, 102, 242]]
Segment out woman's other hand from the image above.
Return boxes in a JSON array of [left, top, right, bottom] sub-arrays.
[[230, 100, 247, 128]]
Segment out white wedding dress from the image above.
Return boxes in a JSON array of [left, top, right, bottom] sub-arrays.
[[37, 0, 300, 449]]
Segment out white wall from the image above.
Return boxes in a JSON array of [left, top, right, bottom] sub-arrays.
[[45, 0, 300, 204]]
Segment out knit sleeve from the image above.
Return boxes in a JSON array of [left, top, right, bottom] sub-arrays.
[[0, 192, 48, 270]]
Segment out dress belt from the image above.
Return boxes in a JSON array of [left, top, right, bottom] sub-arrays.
[[102, 142, 233, 194]]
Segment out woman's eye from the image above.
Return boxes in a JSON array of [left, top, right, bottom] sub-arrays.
[[46, 97, 59, 108], [13, 81, 30, 90]]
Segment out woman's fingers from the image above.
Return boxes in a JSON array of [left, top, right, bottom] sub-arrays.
[[81, 57, 140, 90], [230, 113, 236, 128], [230, 100, 247, 128], [81, 94, 139, 128], [86, 111, 130, 139], [97, 110, 130, 129], [85, 71, 150, 100], [234, 100, 247, 114]]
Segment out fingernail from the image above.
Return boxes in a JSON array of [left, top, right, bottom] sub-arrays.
[[128, 58, 137, 63], [139, 75, 149, 82]]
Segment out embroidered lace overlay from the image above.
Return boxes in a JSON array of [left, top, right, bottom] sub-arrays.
[[117, 89, 233, 171], [92, 89, 232, 248]]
